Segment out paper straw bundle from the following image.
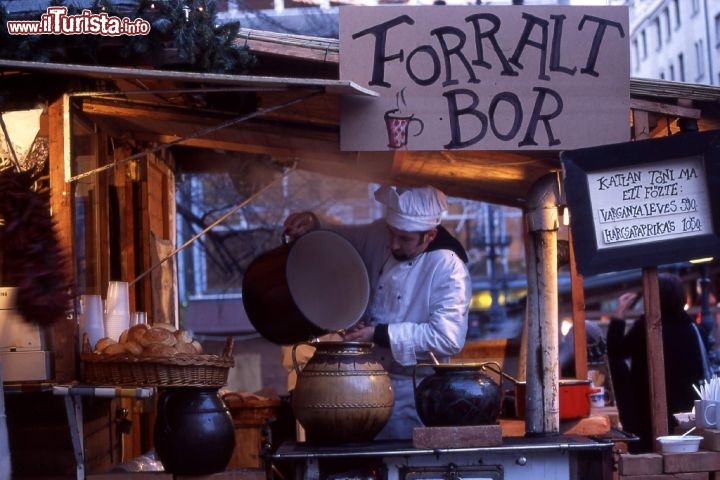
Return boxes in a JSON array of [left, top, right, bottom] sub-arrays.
[[694, 376, 720, 401]]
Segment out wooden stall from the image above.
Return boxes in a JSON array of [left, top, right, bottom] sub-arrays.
[[0, 11, 719, 477]]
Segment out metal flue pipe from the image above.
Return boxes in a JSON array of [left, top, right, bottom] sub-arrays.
[[523, 173, 562, 435]]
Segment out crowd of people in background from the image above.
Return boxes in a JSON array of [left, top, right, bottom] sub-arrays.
[[607, 273, 712, 453], [557, 271, 719, 454]]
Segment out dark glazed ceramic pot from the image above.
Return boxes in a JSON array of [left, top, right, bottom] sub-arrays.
[[291, 341, 394, 444], [154, 388, 236, 475], [414, 363, 501, 426]]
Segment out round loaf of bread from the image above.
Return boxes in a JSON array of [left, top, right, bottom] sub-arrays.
[[142, 343, 177, 357], [139, 327, 177, 347]]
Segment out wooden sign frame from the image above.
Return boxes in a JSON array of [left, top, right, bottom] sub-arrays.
[[561, 130, 720, 276]]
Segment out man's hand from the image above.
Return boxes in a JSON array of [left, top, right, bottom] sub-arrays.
[[615, 292, 639, 319], [344, 325, 375, 343], [283, 212, 319, 242]]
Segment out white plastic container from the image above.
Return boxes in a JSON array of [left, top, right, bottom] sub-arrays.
[[656, 435, 703, 453]]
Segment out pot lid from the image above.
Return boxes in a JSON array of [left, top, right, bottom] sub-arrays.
[[286, 230, 370, 332]]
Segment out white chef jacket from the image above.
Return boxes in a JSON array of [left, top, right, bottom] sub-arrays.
[[328, 220, 472, 440]]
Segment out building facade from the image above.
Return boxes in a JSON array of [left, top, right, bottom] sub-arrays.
[[629, 0, 720, 85]]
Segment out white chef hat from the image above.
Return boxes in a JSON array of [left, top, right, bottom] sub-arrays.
[[374, 185, 448, 232]]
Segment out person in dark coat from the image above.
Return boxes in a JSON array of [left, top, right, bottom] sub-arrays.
[[607, 273, 709, 453]]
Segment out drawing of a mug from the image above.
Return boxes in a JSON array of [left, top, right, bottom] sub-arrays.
[[384, 109, 424, 149]]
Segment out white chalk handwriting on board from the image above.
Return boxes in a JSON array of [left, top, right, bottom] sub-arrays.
[[586, 155, 712, 249]]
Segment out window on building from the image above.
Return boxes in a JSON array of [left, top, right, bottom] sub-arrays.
[[654, 17, 662, 50], [641, 30, 648, 59], [664, 8, 671, 41], [632, 38, 640, 70], [673, 0, 681, 28], [695, 40, 705, 80], [692, 0, 700, 16], [659, 70, 665, 80], [678, 52, 685, 81], [669, 63, 675, 81], [715, 13, 720, 47]]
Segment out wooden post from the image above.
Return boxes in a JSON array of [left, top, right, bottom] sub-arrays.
[[568, 228, 588, 381], [642, 267, 668, 446], [47, 97, 77, 383]]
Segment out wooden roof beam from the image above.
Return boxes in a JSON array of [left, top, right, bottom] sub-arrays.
[[630, 98, 701, 119]]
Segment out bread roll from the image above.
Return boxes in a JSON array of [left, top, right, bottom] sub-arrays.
[[191, 340, 203, 354], [174, 329, 193, 344], [124, 340, 143, 356], [140, 327, 176, 347], [103, 343, 127, 356], [176, 342, 197, 354], [153, 322, 177, 333], [94, 337, 117, 353], [142, 343, 177, 357], [128, 324, 150, 343]]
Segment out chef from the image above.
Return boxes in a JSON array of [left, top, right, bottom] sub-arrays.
[[283, 185, 472, 440]]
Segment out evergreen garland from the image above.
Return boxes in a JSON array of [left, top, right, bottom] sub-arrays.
[[0, 0, 256, 74]]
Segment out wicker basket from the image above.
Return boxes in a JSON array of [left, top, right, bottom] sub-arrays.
[[81, 337, 235, 387]]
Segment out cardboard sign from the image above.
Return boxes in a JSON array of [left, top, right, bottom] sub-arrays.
[[340, 5, 630, 152], [561, 130, 720, 276], [587, 156, 712, 249]]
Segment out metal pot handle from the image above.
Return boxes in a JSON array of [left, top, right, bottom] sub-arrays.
[[291, 341, 315, 377], [480, 361, 519, 386], [412, 363, 421, 394], [412, 360, 440, 394]]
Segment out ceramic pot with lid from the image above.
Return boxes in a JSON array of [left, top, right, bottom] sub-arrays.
[[154, 388, 235, 475], [413, 362, 502, 427], [290, 341, 394, 444]]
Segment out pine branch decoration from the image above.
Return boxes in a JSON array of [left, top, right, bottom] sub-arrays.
[[0, 0, 256, 74]]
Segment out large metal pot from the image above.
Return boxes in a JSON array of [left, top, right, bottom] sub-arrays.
[[413, 362, 502, 426], [242, 230, 370, 345], [291, 341, 394, 444], [480, 363, 592, 420], [514, 379, 592, 420]]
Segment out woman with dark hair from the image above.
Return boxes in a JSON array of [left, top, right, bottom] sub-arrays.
[[607, 273, 709, 453]]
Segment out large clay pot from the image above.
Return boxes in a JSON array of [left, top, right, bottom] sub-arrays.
[[154, 388, 235, 475], [291, 341, 393, 444], [413, 363, 501, 427], [242, 230, 370, 345]]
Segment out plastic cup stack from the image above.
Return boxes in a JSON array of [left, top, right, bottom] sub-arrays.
[[130, 311, 147, 326], [104, 281, 130, 341], [78, 294, 105, 351]]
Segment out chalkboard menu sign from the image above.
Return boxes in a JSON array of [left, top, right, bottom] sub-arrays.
[[561, 130, 720, 276]]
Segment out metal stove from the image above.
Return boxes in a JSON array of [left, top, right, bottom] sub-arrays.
[[270, 435, 614, 480], [0, 287, 52, 382]]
